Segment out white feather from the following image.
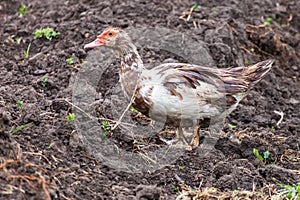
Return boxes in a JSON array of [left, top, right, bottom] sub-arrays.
[[138, 65, 226, 125]]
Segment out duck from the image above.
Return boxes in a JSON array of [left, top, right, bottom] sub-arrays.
[[84, 27, 274, 150]]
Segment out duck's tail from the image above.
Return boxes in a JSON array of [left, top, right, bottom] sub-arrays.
[[229, 59, 275, 86]]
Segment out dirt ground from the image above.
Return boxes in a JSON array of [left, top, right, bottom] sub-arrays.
[[1, 0, 300, 199]]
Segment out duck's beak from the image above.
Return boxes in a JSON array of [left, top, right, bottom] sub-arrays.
[[84, 37, 104, 49]]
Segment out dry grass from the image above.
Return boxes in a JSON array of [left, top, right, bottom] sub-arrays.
[[176, 184, 299, 200], [0, 149, 51, 200]]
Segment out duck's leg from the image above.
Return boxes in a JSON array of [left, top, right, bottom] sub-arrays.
[[158, 127, 176, 145], [158, 127, 188, 146], [186, 125, 201, 151], [176, 127, 188, 145]]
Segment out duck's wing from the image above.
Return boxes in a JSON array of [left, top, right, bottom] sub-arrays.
[[134, 60, 273, 125], [136, 63, 240, 123]]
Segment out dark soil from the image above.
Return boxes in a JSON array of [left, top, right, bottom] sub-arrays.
[[1, 0, 299, 199]]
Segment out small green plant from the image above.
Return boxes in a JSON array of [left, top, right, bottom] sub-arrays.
[[66, 113, 75, 122], [174, 186, 180, 192], [34, 28, 60, 40], [10, 122, 33, 134], [66, 57, 74, 65], [271, 125, 276, 132], [19, 4, 28, 17], [253, 148, 270, 163], [273, 179, 300, 200], [264, 150, 270, 160], [179, 166, 184, 170], [228, 123, 236, 129], [130, 105, 139, 113], [102, 121, 111, 132], [17, 100, 23, 110], [265, 17, 273, 25], [161, 131, 167, 139], [192, 4, 200, 10], [48, 143, 55, 149], [24, 43, 31, 58], [15, 37, 22, 44], [42, 75, 47, 88]]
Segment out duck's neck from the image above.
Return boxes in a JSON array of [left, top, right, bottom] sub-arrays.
[[120, 48, 144, 74], [118, 45, 145, 98]]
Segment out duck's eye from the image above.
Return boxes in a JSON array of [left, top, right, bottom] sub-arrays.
[[108, 32, 113, 36]]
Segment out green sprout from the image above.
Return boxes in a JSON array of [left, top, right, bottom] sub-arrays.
[[19, 4, 28, 17], [34, 28, 60, 40], [273, 179, 300, 200], [42, 75, 47, 88], [10, 122, 33, 135], [228, 123, 236, 129], [130, 105, 139, 113], [253, 148, 270, 163], [102, 121, 111, 132], [24, 43, 31, 58], [271, 125, 276, 132], [17, 100, 23, 110], [174, 186, 180, 192], [66, 113, 75, 122], [179, 166, 184, 170], [48, 143, 55, 149], [15, 37, 22, 44], [265, 17, 273, 25], [264, 151, 270, 159], [192, 4, 200, 10], [66, 57, 74, 65]]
